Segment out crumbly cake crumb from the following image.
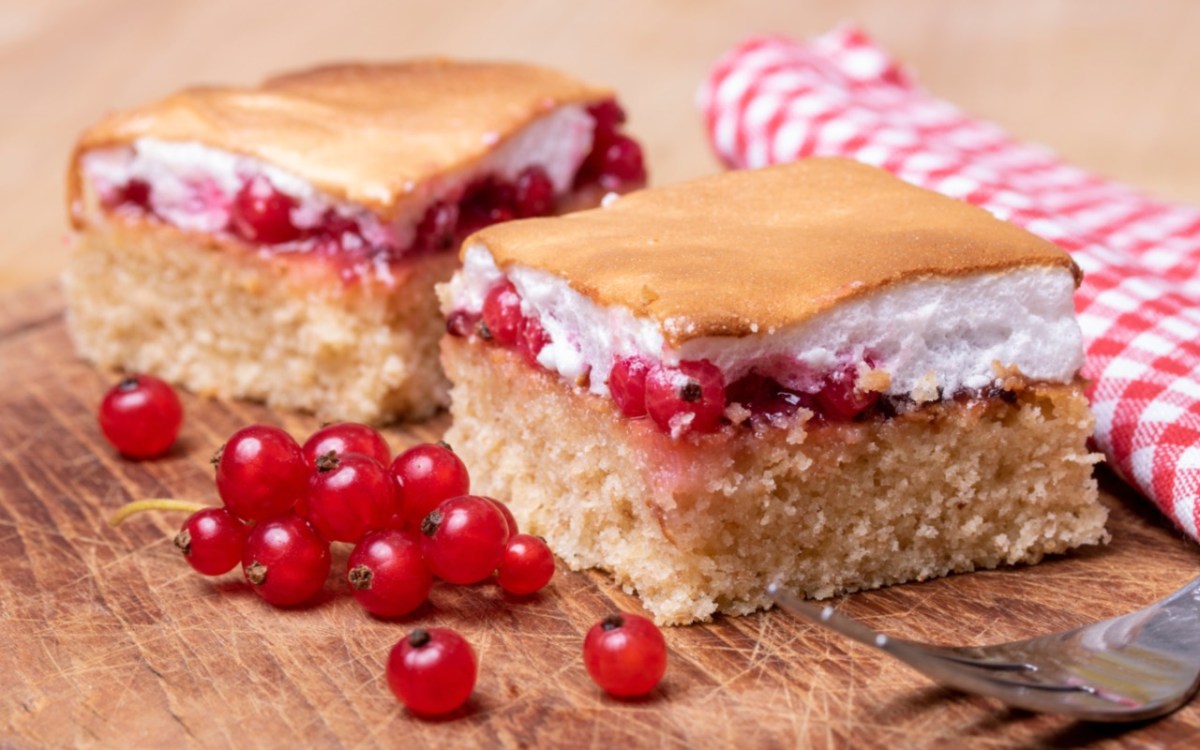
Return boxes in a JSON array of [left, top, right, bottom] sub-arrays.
[[442, 338, 1107, 625], [65, 216, 452, 423]]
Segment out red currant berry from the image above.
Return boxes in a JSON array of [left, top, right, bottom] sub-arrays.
[[304, 452, 398, 544], [391, 442, 470, 530], [230, 175, 302, 244], [595, 135, 646, 190], [413, 200, 459, 252], [815, 365, 880, 421], [609, 357, 651, 418], [583, 613, 668, 697], [174, 507, 246, 576], [242, 515, 331, 607], [587, 99, 627, 146], [387, 628, 477, 716], [497, 534, 555, 595], [98, 374, 184, 459], [513, 166, 555, 217], [302, 422, 391, 467], [727, 373, 813, 422], [458, 177, 517, 234], [516, 316, 550, 366], [312, 209, 363, 253], [108, 178, 152, 212], [215, 424, 308, 523], [445, 309, 480, 338], [480, 280, 523, 346], [346, 529, 432, 618], [644, 360, 726, 437], [419, 495, 510, 585], [486, 497, 519, 537]]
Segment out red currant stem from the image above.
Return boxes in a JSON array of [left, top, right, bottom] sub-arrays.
[[107, 498, 211, 527]]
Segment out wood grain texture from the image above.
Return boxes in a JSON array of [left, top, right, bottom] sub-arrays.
[[3, 284, 1200, 748]]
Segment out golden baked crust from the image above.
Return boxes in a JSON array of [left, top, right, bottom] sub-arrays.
[[68, 60, 609, 225], [470, 158, 1080, 345]]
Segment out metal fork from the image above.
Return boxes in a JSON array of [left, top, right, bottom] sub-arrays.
[[768, 577, 1200, 722]]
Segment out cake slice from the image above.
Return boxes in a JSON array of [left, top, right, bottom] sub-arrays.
[[439, 158, 1107, 625], [65, 60, 645, 423]]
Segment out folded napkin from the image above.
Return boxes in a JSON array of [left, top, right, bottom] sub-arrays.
[[699, 26, 1200, 539]]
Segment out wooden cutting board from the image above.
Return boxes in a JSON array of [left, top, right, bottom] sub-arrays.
[[4, 283, 1200, 749]]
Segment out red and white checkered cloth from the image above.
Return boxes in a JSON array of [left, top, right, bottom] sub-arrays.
[[699, 26, 1200, 539]]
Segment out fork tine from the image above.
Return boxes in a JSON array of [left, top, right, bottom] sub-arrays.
[[766, 584, 1145, 717], [766, 583, 1029, 672]]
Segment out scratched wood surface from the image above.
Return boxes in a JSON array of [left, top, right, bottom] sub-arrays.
[[2, 284, 1199, 749]]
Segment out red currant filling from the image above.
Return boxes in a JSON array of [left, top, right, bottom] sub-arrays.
[[516, 316, 550, 367], [574, 99, 647, 191], [230, 175, 303, 244], [481, 280, 524, 345], [101, 97, 643, 267], [726, 372, 815, 422], [609, 357, 652, 418], [644, 360, 727, 436], [464, 276, 882, 435], [724, 368, 880, 427], [815, 365, 881, 421], [104, 178, 152, 212], [459, 278, 887, 436], [445, 310, 481, 338], [468, 281, 557, 368]]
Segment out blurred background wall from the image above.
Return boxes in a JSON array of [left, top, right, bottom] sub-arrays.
[[2, 0, 1198, 290]]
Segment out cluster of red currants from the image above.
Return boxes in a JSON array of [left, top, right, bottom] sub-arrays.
[[101, 374, 668, 715], [182, 420, 560, 715], [183, 421, 556, 609]]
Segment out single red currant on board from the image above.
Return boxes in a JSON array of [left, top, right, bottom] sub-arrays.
[[304, 452, 398, 544], [391, 442, 470, 529], [387, 628, 477, 716], [486, 497, 519, 537], [242, 515, 331, 607], [215, 424, 308, 523], [583, 613, 668, 697], [346, 530, 432, 618], [419, 495, 510, 585], [496, 534, 555, 595], [98, 374, 183, 459], [302, 422, 391, 467], [175, 507, 246, 576]]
